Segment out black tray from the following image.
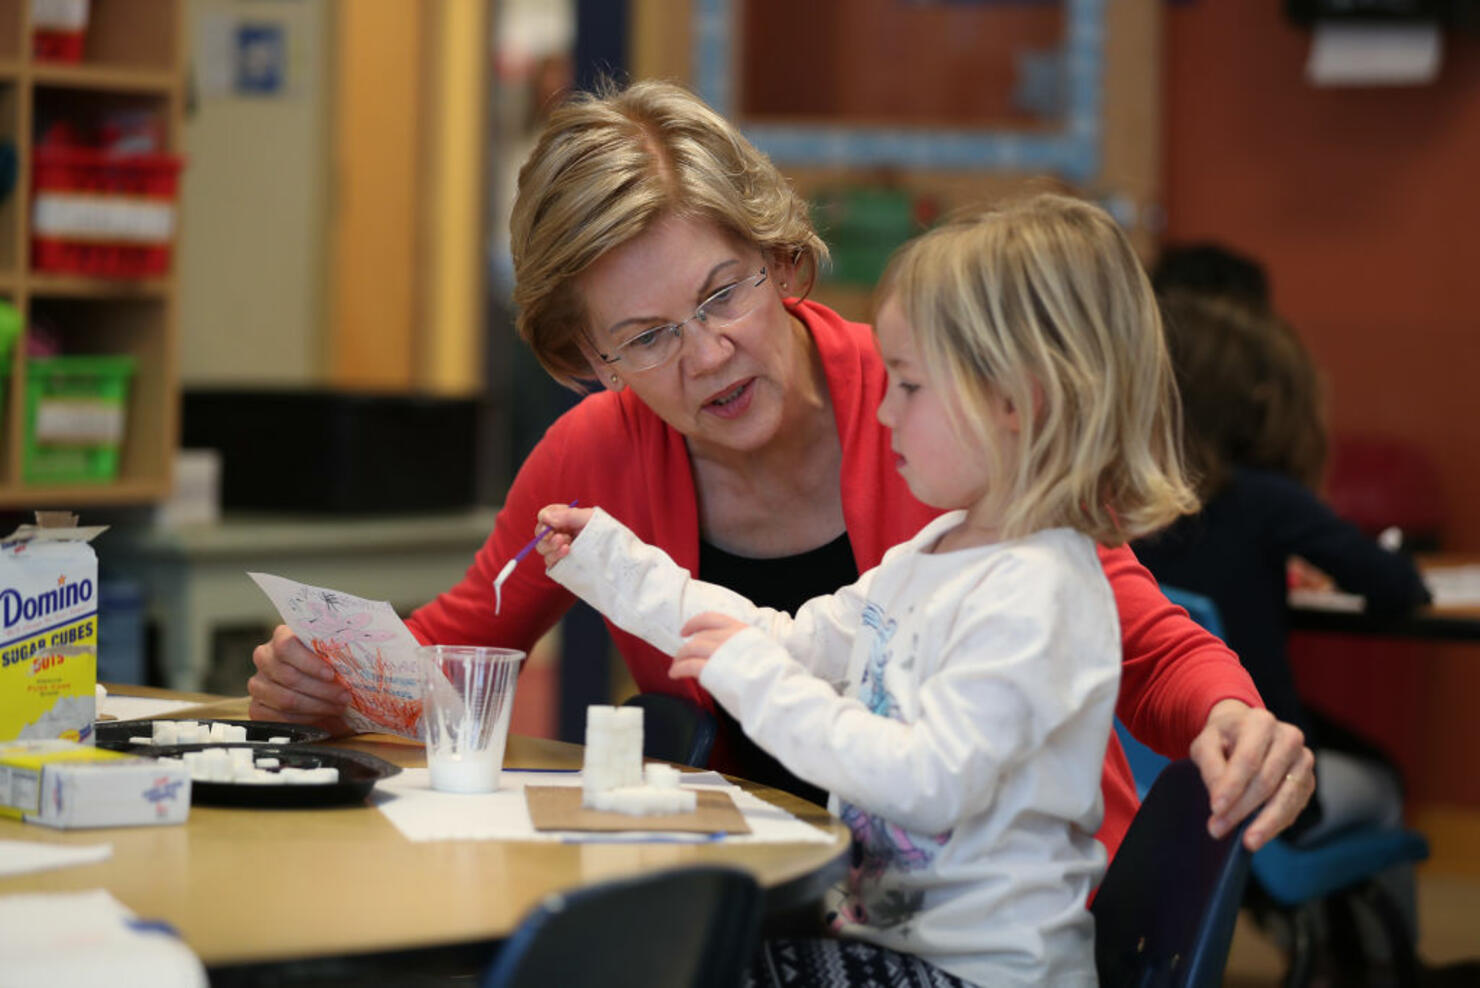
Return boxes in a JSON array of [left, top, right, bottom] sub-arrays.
[[96, 718, 332, 754], [149, 744, 402, 808]]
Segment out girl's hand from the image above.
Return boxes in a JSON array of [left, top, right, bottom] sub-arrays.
[[535, 504, 594, 565], [671, 612, 749, 679]]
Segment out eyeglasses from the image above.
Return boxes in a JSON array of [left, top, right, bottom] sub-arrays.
[[594, 267, 770, 372]]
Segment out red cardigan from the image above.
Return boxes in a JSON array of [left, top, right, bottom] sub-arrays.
[[407, 300, 1262, 859]]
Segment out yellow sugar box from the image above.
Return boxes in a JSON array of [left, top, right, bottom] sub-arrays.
[[0, 739, 191, 828], [1, 513, 106, 745]]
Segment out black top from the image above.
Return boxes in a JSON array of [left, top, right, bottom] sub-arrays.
[[1132, 467, 1431, 743], [698, 531, 859, 807]]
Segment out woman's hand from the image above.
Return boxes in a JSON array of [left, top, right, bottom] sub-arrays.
[[535, 503, 595, 565], [247, 624, 353, 734], [671, 612, 749, 679], [1189, 698, 1315, 850]]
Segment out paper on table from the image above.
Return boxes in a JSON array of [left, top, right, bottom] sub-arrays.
[[1424, 565, 1480, 608], [248, 572, 424, 739], [374, 769, 835, 844], [0, 889, 206, 987], [1290, 565, 1480, 613], [97, 695, 201, 723], [0, 840, 112, 877]]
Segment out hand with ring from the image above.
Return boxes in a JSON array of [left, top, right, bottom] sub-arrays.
[[1188, 698, 1315, 850]]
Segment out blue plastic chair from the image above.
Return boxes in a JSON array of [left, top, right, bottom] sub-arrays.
[[1093, 758, 1253, 987], [1131, 584, 1431, 988], [621, 692, 717, 768], [481, 865, 762, 988]]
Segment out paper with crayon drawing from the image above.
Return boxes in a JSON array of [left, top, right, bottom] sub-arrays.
[[248, 572, 422, 739]]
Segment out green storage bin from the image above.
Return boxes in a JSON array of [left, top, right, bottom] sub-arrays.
[[24, 355, 136, 484]]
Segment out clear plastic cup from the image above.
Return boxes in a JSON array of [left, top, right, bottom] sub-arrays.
[[418, 645, 523, 793]]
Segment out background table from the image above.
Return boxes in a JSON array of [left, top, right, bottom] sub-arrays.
[[0, 691, 850, 970], [102, 510, 499, 691], [1288, 553, 1480, 642]]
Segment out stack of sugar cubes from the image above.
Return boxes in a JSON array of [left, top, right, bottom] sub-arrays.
[[581, 704, 696, 815]]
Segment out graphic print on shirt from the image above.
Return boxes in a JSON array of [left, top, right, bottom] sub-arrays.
[[837, 602, 951, 933]]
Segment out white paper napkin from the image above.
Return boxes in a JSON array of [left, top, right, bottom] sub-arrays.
[[0, 840, 112, 878], [0, 889, 206, 988], [374, 769, 835, 844]]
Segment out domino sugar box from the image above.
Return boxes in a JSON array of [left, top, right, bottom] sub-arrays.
[[0, 513, 105, 745], [0, 739, 191, 828]]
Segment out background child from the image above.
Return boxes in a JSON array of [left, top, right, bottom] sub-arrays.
[[536, 193, 1197, 987], [1132, 289, 1431, 931]]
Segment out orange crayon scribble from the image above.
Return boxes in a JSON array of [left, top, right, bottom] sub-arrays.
[[309, 638, 422, 735]]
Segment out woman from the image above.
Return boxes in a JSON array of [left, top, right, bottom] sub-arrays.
[[249, 79, 1312, 859]]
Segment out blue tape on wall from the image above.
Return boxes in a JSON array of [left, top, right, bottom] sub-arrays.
[[694, 0, 1103, 182]]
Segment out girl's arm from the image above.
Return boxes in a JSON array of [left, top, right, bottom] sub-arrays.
[[547, 507, 867, 683], [1255, 471, 1431, 614], [699, 550, 1120, 835]]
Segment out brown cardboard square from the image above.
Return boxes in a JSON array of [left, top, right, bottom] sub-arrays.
[[525, 785, 751, 835]]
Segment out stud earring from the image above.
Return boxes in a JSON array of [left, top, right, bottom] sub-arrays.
[[610, 373, 620, 385]]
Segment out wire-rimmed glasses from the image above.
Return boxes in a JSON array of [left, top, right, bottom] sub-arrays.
[[594, 267, 770, 372]]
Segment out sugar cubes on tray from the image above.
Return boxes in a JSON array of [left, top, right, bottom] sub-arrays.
[[580, 705, 696, 816], [126, 720, 293, 747], [122, 721, 333, 785], [161, 747, 338, 785]]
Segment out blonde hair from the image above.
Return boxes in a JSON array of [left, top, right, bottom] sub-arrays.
[[510, 79, 827, 389], [879, 193, 1198, 545]]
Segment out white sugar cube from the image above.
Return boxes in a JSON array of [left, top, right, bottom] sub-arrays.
[[255, 757, 281, 769], [268, 736, 291, 745], [589, 785, 696, 816], [151, 721, 179, 746], [129, 736, 153, 745], [226, 725, 248, 742], [645, 763, 680, 789], [208, 722, 228, 743]]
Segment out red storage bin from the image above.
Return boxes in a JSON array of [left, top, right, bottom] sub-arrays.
[[31, 0, 90, 62], [31, 148, 185, 278], [33, 29, 86, 62]]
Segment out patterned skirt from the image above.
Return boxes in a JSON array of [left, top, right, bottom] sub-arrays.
[[746, 938, 977, 988]]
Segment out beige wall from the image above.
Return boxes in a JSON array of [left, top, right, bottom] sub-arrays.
[[177, 0, 332, 386], [177, 0, 486, 394]]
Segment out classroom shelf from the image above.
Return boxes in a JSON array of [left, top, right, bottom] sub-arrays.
[[30, 63, 177, 94], [0, 0, 185, 507]]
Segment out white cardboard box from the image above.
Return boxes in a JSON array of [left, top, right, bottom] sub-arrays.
[[0, 739, 191, 828]]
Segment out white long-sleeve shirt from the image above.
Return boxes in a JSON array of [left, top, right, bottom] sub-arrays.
[[549, 507, 1120, 987]]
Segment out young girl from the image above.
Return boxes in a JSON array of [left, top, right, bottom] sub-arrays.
[[1133, 289, 1431, 936], [536, 193, 1198, 987]]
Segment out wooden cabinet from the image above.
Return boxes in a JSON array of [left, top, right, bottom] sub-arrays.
[[0, 0, 184, 506]]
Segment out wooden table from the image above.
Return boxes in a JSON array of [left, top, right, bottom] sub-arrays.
[[1, 690, 850, 970], [1288, 553, 1480, 642]]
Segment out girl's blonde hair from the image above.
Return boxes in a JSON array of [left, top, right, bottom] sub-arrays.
[[879, 193, 1198, 545], [510, 79, 827, 389]]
